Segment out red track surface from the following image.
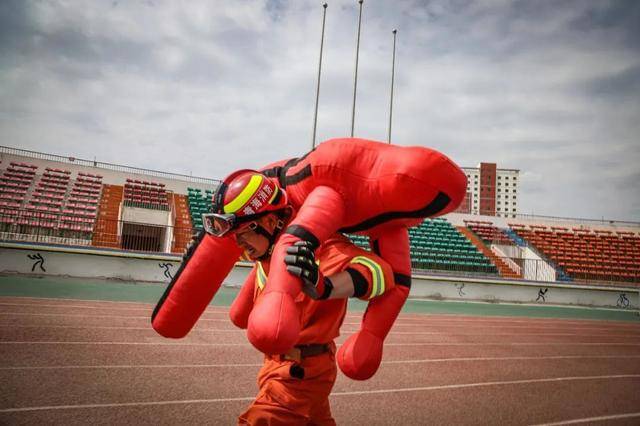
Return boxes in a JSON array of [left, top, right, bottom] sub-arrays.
[[1, 296, 639, 425]]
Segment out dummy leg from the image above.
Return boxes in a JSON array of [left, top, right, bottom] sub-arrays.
[[247, 185, 345, 354], [337, 226, 411, 380], [229, 267, 257, 329], [152, 232, 242, 338]]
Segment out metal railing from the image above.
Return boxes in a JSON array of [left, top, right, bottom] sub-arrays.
[[512, 212, 640, 227], [1, 145, 220, 185], [0, 211, 193, 254], [122, 199, 170, 212], [411, 254, 639, 285], [1, 210, 638, 285]]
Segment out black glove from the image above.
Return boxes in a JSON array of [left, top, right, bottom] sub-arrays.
[[183, 230, 204, 260], [284, 241, 332, 300]]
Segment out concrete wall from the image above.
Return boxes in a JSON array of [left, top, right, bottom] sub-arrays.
[[121, 206, 170, 226], [1, 242, 637, 312], [411, 275, 639, 311], [0, 241, 251, 285]]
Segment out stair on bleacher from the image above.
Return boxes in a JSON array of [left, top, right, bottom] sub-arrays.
[[457, 226, 521, 279], [92, 184, 123, 249], [171, 193, 193, 254], [503, 228, 527, 247]]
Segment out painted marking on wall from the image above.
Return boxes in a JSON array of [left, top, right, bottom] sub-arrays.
[[536, 288, 548, 302], [27, 253, 46, 272], [617, 293, 630, 309], [158, 263, 174, 280]]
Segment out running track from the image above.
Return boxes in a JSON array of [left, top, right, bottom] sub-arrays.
[[1, 296, 639, 425]]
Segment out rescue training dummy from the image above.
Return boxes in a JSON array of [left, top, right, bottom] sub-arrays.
[[152, 137, 467, 380]]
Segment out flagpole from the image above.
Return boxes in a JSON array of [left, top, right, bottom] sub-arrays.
[[387, 29, 397, 144], [312, 3, 328, 149], [350, 0, 364, 138]]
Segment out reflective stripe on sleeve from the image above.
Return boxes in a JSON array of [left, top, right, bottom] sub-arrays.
[[256, 262, 267, 291], [350, 256, 385, 299]]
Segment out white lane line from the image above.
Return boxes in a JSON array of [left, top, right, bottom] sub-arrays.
[[0, 299, 232, 313], [1, 324, 636, 338], [0, 396, 255, 413], [1, 374, 638, 413], [0, 302, 157, 312], [0, 363, 264, 370], [531, 412, 640, 425], [1, 312, 637, 333], [0, 341, 250, 346], [383, 342, 640, 347], [3, 300, 638, 327], [3, 297, 638, 324], [1, 341, 639, 347], [0, 296, 157, 306], [2, 355, 640, 371], [0, 313, 157, 319], [383, 331, 639, 337], [329, 374, 640, 397], [0, 313, 229, 322], [381, 355, 640, 364], [0, 325, 243, 332]]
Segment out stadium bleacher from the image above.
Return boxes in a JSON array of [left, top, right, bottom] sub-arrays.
[[60, 172, 103, 234], [510, 223, 640, 283], [0, 162, 38, 225], [1, 151, 638, 287], [23, 167, 70, 230], [186, 187, 214, 229], [123, 178, 169, 210], [464, 220, 514, 245], [408, 218, 497, 274]]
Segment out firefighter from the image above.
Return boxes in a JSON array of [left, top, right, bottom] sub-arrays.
[[215, 173, 393, 424]]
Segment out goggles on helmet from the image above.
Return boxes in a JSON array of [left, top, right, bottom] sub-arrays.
[[202, 211, 270, 237], [206, 169, 287, 238]]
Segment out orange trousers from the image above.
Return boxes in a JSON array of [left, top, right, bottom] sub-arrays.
[[238, 344, 337, 425]]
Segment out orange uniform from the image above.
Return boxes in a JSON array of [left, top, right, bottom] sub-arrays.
[[235, 234, 394, 425]]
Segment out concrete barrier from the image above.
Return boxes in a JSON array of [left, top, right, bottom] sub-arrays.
[[0, 241, 252, 285], [1, 241, 637, 312]]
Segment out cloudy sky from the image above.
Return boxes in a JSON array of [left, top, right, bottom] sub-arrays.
[[1, 0, 639, 221]]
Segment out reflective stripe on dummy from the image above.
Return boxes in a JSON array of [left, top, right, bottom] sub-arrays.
[[350, 256, 385, 299], [152, 233, 242, 338]]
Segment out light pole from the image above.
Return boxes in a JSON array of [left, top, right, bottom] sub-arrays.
[[312, 3, 328, 150], [387, 29, 397, 144], [350, 0, 364, 138]]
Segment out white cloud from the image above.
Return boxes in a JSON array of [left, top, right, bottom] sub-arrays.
[[1, 0, 639, 220]]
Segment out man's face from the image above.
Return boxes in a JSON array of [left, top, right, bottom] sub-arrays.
[[233, 214, 276, 260]]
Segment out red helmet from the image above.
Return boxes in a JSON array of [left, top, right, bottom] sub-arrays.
[[203, 170, 287, 237]]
